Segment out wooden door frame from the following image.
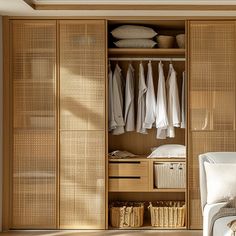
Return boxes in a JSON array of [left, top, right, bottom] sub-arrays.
[[3, 15, 236, 231]]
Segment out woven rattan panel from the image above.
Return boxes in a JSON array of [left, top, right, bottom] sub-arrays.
[[189, 21, 236, 229], [59, 20, 106, 229], [11, 21, 57, 228], [60, 20, 105, 131], [60, 131, 105, 229]]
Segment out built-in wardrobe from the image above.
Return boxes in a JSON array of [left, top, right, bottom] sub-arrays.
[[3, 18, 236, 231]]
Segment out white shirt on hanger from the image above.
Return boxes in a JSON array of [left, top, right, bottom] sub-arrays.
[[166, 63, 181, 138], [124, 63, 135, 132], [136, 62, 148, 134], [156, 61, 169, 139], [181, 71, 186, 129], [108, 63, 117, 131], [112, 64, 125, 135], [143, 61, 156, 129]]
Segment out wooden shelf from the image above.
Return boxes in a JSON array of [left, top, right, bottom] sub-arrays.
[[152, 188, 186, 193], [109, 156, 186, 162], [108, 48, 185, 56], [109, 225, 186, 230], [109, 189, 185, 193]]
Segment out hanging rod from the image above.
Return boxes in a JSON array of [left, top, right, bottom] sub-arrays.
[[109, 57, 185, 62]]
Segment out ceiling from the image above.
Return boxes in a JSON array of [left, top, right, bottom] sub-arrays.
[[2, 0, 236, 16]]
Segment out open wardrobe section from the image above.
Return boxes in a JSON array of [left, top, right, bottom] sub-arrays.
[[107, 20, 187, 229], [3, 17, 236, 231]]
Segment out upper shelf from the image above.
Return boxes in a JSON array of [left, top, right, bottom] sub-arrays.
[[108, 48, 186, 56]]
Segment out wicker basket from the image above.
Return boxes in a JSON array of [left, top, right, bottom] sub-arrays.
[[148, 201, 186, 228], [156, 35, 174, 48], [110, 202, 144, 228], [154, 162, 186, 189]]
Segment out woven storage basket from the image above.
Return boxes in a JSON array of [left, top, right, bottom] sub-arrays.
[[148, 201, 186, 228], [154, 162, 186, 188], [156, 35, 174, 48], [110, 202, 144, 228]]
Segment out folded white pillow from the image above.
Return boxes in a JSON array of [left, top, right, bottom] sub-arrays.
[[114, 39, 156, 48], [147, 144, 186, 158], [204, 162, 236, 204], [111, 25, 157, 39]]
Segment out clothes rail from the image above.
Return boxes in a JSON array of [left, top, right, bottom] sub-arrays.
[[109, 57, 185, 62]]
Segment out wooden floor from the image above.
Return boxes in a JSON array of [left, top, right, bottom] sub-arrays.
[[0, 230, 202, 236]]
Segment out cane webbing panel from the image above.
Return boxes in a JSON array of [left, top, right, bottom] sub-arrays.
[[60, 131, 105, 229], [59, 20, 106, 229], [60, 20, 105, 131], [189, 21, 236, 229], [11, 21, 57, 228]]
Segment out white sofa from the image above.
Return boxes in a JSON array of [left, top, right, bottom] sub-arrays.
[[199, 152, 236, 236]]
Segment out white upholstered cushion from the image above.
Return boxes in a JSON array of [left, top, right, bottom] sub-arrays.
[[204, 162, 236, 204], [213, 216, 236, 236]]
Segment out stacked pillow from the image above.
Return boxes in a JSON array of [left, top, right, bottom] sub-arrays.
[[111, 25, 157, 48]]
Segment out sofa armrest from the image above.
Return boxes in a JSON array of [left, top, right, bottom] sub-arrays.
[[203, 202, 227, 236]]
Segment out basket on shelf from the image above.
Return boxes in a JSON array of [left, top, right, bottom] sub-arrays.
[[109, 202, 144, 228], [148, 201, 186, 228], [156, 35, 175, 48], [154, 162, 186, 189]]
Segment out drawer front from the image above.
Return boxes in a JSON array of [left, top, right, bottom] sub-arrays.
[[109, 160, 148, 177], [109, 176, 149, 192]]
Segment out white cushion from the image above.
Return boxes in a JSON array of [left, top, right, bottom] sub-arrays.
[[204, 162, 236, 204], [147, 144, 186, 158], [213, 216, 236, 236], [111, 25, 157, 39], [114, 39, 156, 48]]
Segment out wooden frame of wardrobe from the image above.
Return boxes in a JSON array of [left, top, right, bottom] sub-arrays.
[[3, 15, 236, 231]]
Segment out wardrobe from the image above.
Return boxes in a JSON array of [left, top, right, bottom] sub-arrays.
[[2, 18, 236, 231]]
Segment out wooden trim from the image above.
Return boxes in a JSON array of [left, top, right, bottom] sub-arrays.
[[8, 16, 236, 21], [2, 16, 10, 231], [187, 20, 191, 230], [149, 160, 153, 191], [56, 19, 60, 230], [186, 20, 190, 230], [105, 19, 108, 230], [21, 1, 236, 11]]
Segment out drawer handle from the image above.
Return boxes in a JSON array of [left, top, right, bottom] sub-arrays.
[[109, 176, 141, 179], [109, 161, 141, 164]]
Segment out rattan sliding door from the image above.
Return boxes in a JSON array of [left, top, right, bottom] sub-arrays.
[[188, 21, 236, 229], [59, 20, 106, 229], [11, 20, 57, 228]]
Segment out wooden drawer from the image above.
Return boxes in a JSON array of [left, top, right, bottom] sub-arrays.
[[108, 160, 149, 192], [109, 176, 149, 192], [109, 160, 148, 177]]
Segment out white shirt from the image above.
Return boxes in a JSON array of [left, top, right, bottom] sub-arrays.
[[112, 64, 125, 135], [181, 71, 186, 129], [143, 61, 156, 129], [156, 62, 169, 139], [124, 64, 135, 132], [108, 63, 117, 131], [166, 63, 181, 138], [136, 63, 147, 134]]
